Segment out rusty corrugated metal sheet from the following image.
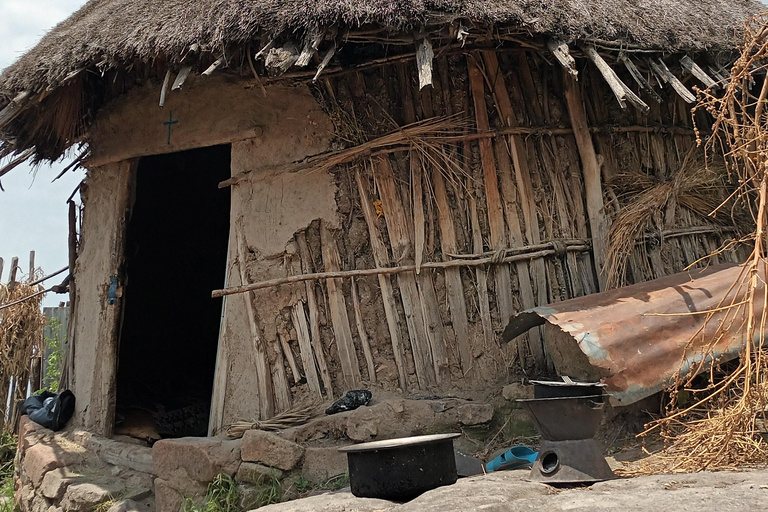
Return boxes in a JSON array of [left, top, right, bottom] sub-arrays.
[[502, 264, 764, 406]]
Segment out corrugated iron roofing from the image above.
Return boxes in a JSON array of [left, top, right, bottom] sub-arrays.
[[503, 264, 764, 406]]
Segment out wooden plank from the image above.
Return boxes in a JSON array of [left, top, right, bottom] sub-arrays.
[[547, 40, 578, 79], [402, 75, 451, 384], [277, 331, 301, 384], [413, 153, 426, 273], [171, 67, 193, 91], [373, 156, 436, 388], [8, 257, 18, 287], [583, 45, 649, 113], [235, 225, 276, 420], [295, 231, 334, 398], [28, 251, 35, 281], [416, 37, 434, 90], [158, 69, 171, 107], [481, 50, 547, 369], [351, 278, 377, 383], [468, 52, 516, 330], [291, 302, 323, 396], [319, 221, 362, 389], [432, 163, 473, 376], [621, 56, 663, 103], [0, 258, 4, 282], [355, 167, 409, 390], [271, 338, 292, 412], [564, 72, 609, 291], [0, 90, 30, 130]]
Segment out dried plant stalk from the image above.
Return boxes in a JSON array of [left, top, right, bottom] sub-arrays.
[[626, 15, 768, 474]]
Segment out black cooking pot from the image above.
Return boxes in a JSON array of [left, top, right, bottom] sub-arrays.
[[338, 433, 461, 501]]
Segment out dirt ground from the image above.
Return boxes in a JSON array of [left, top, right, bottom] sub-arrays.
[[256, 465, 768, 512]]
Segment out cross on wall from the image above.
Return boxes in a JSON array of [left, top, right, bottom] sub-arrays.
[[164, 110, 179, 145]]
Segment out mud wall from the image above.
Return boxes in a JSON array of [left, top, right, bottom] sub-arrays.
[[73, 48, 747, 431]]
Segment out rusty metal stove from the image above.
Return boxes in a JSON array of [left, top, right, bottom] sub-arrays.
[[518, 379, 616, 484]]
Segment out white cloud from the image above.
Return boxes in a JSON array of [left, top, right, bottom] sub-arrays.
[[0, 0, 88, 306]]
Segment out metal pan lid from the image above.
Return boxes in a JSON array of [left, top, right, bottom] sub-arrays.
[[530, 379, 606, 387], [338, 433, 461, 453]]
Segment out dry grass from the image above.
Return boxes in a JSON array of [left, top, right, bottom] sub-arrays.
[[225, 402, 319, 439], [605, 149, 726, 289], [0, 278, 47, 430], [625, 14, 768, 474]]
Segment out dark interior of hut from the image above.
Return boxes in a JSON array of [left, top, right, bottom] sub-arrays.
[[115, 144, 231, 441]]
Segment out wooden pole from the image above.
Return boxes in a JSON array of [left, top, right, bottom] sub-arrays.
[[212, 246, 589, 297], [481, 50, 547, 369], [28, 250, 35, 281], [291, 303, 323, 397], [355, 168, 409, 391], [373, 155, 435, 388], [468, 53, 516, 328], [235, 224, 275, 419], [319, 221, 362, 389], [351, 278, 377, 383], [9, 257, 18, 289], [295, 231, 334, 398], [564, 71, 609, 291]]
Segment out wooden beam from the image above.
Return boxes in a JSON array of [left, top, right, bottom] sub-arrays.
[[481, 50, 547, 369], [0, 90, 30, 130], [468, 52, 516, 329], [212, 243, 589, 297], [355, 167, 409, 390], [351, 278, 377, 383], [295, 231, 334, 398], [28, 251, 35, 282], [291, 302, 323, 397], [320, 221, 362, 389], [680, 55, 717, 89], [373, 156, 435, 388], [650, 58, 696, 103], [583, 45, 649, 113], [416, 37, 434, 90], [171, 67, 193, 91], [235, 224, 275, 420], [277, 332, 301, 385], [564, 72, 609, 291], [158, 70, 171, 107], [621, 56, 663, 103], [547, 40, 578, 79]]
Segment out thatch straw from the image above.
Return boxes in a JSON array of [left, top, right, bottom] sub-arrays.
[[225, 403, 319, 439], [0, 279, 47, 429], [605, 149, 727, 289]]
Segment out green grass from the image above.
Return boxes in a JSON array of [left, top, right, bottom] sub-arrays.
[[0, 432, 17, 512], [183, 474, 241, 512]]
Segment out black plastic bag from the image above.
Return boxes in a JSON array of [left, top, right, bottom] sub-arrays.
[[326, 390, 372, 415], [21, 390, 75, 431]]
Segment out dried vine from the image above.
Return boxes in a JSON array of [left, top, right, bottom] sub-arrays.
[[627, 14, 768, 473]]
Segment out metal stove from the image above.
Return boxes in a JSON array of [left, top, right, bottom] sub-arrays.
[[518, 379, 616, 484]]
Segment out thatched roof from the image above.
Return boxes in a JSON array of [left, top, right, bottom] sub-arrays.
[[0, 0, 762, 166]]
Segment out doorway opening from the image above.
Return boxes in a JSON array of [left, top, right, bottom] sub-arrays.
[[116, 145, 230, 441]]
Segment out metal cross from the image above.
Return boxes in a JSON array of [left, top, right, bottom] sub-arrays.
[[164, 110, 179, 145]]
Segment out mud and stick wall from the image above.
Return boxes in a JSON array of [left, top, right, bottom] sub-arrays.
[[71, 49, 747, 432], [211, 49, 746, 426]]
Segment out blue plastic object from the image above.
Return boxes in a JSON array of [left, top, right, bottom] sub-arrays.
[[485, 446, 538, 472]]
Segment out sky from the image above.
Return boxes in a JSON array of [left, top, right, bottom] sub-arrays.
[[0, 0, 88, 306]]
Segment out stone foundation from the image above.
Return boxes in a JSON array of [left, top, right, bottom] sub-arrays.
[[14, 398, 505, 512]]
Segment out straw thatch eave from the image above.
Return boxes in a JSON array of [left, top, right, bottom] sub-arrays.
[[0, 0, 762, 94], [0, 0, 762, 168]]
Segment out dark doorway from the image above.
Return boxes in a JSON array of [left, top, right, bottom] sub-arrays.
[[116, 145, 230, 440]]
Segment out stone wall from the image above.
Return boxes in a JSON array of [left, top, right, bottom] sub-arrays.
[[14, 397, 503, 512]]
